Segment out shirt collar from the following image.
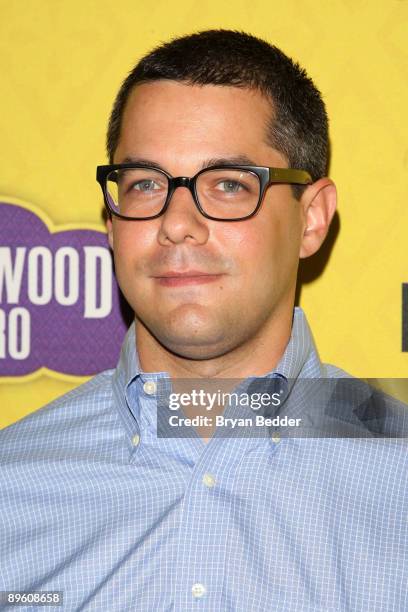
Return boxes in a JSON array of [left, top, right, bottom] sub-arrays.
[[273, 307, 324, 380], [112, 307, 324, 442]]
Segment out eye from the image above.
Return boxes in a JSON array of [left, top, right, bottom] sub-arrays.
[[131, 179, 160, 192], [217, 180, 246, 193]]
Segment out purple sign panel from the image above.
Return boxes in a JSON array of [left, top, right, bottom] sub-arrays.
[[0, 201, 130, 377]]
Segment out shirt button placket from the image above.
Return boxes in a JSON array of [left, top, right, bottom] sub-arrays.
[[174, 445, 236, 609]]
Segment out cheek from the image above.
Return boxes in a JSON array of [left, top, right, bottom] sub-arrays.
[[112, 222, 153, 269], [235, 216, 299, 291], [217, 233, 270, 304], [111, 224, 155, 301], [233, 223, 280, 273]]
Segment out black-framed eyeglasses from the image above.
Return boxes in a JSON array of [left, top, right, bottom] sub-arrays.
[[96, 163, 312, 221]]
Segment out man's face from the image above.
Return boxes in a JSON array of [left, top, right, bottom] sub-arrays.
[[109, 81, 306, 360]]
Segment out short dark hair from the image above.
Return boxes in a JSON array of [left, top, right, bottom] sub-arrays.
[[107, 29, 329, 198]]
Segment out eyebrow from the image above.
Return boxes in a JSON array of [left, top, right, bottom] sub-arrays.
[[119, 155, 258, 172]]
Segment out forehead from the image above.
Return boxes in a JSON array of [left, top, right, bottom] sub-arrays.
[[115, 81, 284, 169]]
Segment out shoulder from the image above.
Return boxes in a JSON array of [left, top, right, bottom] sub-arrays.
[[308, 363, 408, 440], [0, 369, 118, 461], [320, 362, 354, 378]]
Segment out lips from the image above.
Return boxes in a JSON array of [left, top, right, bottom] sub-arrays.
[[155, 270, 216, 278], [152, 270, 223, 287]]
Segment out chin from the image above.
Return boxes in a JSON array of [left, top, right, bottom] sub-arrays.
[[153, 304, 216, 334], [158, 328, 225, 357], [163, 343, 224, 361], [150, 317, 231, 361], [137, 303, 244, 359]]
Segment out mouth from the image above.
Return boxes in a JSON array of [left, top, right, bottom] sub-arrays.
[[152, 270, 224, 287]]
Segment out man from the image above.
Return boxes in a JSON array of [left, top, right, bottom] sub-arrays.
[[1, 30, 407, 611]]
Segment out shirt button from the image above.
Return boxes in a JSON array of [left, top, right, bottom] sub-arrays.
[[191, 583, 206, 598], [132, 434, 140, 447], [202, 473, 216, 488], [143, 380, 156, 395], [271, 431, 281, 444]]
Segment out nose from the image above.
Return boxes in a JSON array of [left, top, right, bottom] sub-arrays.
[[157, 180, 210, 246]]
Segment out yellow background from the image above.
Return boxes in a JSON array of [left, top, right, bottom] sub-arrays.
[[0, 0, 407, 428]]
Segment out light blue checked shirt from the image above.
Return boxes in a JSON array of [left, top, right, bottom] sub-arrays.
[[1, 307, 407, 611]]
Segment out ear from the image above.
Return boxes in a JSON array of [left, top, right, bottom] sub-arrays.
[[299, 178, 337, 259], [106, 216, 114, 250]]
